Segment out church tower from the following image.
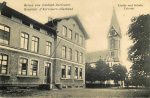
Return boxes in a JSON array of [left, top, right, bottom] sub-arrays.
[[107, 8, 122, 64]]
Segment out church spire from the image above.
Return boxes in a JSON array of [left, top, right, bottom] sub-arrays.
[[108, 7, 121, 38]]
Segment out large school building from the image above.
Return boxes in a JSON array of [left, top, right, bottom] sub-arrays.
[[0, 2, 89, 89]]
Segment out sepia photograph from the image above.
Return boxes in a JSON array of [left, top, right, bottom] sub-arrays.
[[0, 0, 150, 97]]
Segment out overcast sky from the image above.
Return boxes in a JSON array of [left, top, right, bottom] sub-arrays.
[[3, 0, 150, 70]]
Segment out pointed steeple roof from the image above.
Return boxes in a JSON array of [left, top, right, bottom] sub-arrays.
[[108, 7, 121, 38]]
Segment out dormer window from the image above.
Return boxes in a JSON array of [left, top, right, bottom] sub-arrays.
[[33, 25, 40, 31], [1, 11, 12, 18], [22, 20, 30, 27]]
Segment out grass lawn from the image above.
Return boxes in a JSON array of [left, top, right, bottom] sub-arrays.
[[0, 88, 150, 97]]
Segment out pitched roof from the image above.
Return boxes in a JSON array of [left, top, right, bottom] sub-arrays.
[[86, 50, 111, 63], [0, 2, 56, 35], [108, 8, 121, 38], [45, 15, 90, 40]]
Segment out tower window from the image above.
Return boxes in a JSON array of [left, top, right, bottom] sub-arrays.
[[111, 51, 114, 57], [110, 27, 116, 35], [110, 38, 115, 49]]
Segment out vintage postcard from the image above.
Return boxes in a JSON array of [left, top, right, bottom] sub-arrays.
[[0, 0, 150, 97]]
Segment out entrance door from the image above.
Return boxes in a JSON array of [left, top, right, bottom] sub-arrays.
[[45, 63, 51, 84]]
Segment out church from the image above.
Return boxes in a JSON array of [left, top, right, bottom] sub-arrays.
[[86, 8, 122, 85], [86, 8, 122, 67]]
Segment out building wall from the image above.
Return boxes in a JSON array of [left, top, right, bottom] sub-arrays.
[[0, 47, 54, 86], [0, 8, 87, 89], [0, 14, 55, 88], [57, 18, 85, 47], [54, 59, 85, 88], [0, 15, 55, 57], [54, 18, 86, 88]]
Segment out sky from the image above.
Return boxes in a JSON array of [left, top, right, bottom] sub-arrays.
[[2, 0, 150, 71]]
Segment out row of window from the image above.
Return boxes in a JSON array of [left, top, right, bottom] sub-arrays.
[[62, 26, 83, 45], [21, 32, 52, 55], [0, 24, 52, 55], [0, 53, 51, 77], [62, 46, 83, 63], [0, 25, 52, 56], [61, 65, 82, 79], [18, 58, 38, 76], [0, 53, 83, 80]]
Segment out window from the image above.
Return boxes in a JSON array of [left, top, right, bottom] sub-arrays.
[[46, 41, 52, 56], [67, 48, 72, 60], [0, 54, 8, 74], [61, 65, 71, 79], [61, 65, 66, 78], [32, 36, 39, 52], [75, 67, 78, 79], [18, 58, 28, 75], [75, 50, 78, 62], [79, 52, 83, 63], [21, 32, 29, 49], [62, 26, 67, 37], [79, 35, 83, 45], [79, 68, 82, 79], [45, 63, 51, 76], [62, 46, 66, 58], [110, 38, 115, 49], [0, 24, 10, 44], [111, 51, 114, 57], [110, 27, 116, 35], [68, 29, 72, 39], [30, 60, 38, 76], [67, 66, 71, 79], [75, 33, 79, 43]]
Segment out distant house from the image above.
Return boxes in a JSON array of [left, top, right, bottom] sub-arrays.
[[0, 2, 89, 89]]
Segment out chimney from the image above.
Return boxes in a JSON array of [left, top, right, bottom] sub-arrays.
[[0, 1, 6, 10], [2, 1, 6, 6], [48, 17, 53, 22]]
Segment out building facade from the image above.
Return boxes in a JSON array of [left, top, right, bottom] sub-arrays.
[[0, 2, 89, 89], [45, 15, 89, 88]]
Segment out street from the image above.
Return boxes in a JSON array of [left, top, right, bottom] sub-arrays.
[[0, 88, 150, 97]]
